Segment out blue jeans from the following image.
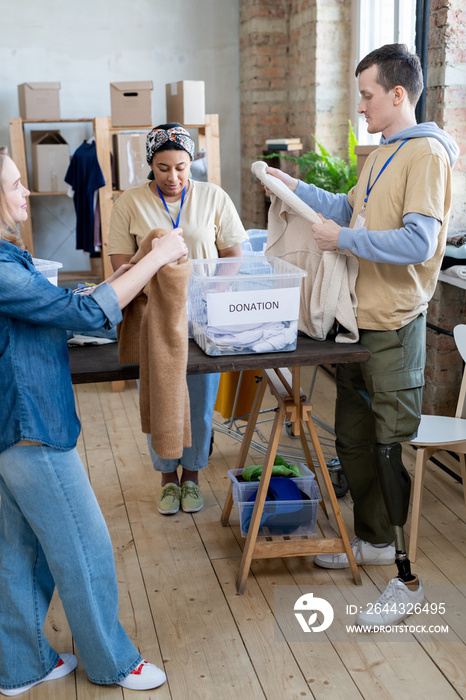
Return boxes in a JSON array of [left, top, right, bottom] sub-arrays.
[[0, 445, 141, 691], [149, 373, 220, 472]]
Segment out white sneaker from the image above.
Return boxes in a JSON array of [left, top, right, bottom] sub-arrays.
[[0, 653, 77, 696], [117, 660, 166, 691], [314, 537, 395, 569], [356, 576, 424, 628]]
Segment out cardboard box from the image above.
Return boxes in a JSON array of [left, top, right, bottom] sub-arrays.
[[113, 133, 148, 190], [355, 145, 378, 177], [165, 81, 205, 125], [18, 82, 61, 120], [31, 131, 70, 192], [110, 81, 153, 127]]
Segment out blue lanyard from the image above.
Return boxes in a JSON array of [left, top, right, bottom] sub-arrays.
[[364, 139, 409, 207], [156, 185, 186, 229]]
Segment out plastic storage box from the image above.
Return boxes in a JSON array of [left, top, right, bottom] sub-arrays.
[[228, 463, 321, 538], [241, 229, 268, 255], [187, 256, 306, 356], [33, 258, 63, 286]]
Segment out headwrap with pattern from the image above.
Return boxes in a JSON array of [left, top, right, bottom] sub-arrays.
[[146, 126, 195, 164]]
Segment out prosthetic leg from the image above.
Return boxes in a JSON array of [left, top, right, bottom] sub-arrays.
[[356, 442, 423, 627], [372, 442, 416, 582]]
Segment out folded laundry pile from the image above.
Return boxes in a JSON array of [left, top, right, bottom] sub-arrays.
[[68, 283, 118, 345], [205, 320, 298, 354], [241, 455, 302, 481], [241, 477, 313, 535], [443, 243, 466, 261], [446, 234, 466, 247], [442, 265, 466, 279], [229, 460, 321, 537]]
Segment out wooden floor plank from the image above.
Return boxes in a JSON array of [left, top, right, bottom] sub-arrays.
[[99, 384, 265, 700], [249, 557, 364, 699], [19, 369, 465, 700], [213, 557, 314, 699]]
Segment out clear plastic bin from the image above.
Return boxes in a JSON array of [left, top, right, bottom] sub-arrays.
[[33, 258, 63, 286], [241, 229, 268, 255], [228, 462, 315, 503], [228, 464, 321, 538], [187, 256, 306, 356]]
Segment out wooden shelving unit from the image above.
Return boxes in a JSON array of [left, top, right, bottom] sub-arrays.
[[9, 114, 221, 281]]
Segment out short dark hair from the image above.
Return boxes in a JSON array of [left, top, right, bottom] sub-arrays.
[[355, 43, 423, 106]]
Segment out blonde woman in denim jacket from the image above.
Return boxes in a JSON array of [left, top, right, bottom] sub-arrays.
[[0, 153, 188, 696]]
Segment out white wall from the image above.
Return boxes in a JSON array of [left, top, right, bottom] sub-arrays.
[[0, 0, 241, 271]]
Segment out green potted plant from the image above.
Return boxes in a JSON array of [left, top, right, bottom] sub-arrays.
[[262, 121, 358, 195]]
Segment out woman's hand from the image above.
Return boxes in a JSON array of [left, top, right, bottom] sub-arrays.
[[263, 166, 299, 196], [151, 227, 188, 266], [108, 228, 189, 310]]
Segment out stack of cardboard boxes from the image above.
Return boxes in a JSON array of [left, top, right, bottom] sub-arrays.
[[17, 79, 207, 193], [18, 83, 69, 193]]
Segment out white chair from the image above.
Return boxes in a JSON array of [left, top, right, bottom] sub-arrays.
[[408, 324, 466, 561]]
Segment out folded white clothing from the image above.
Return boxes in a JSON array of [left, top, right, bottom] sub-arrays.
[[67, 335, 116, 346], [251, 324, 297, 352], [206, 321, 296, 352], [443, 265, 466, 279], [210, 321, 285, 337], [251, 161, 321, 224], [207, 327, 265, 347]]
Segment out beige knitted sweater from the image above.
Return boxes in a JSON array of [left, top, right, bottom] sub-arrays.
[[252, 161, 359, 343], [118, 228, 193, 459]]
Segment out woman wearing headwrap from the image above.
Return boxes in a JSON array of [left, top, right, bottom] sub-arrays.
[[109, 123, 247, 516]]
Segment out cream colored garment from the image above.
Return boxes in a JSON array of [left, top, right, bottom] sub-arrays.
[[251, 161, 359, 343]]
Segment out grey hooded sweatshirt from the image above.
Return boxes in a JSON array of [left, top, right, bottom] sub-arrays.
[[295, 122, 459, 265]]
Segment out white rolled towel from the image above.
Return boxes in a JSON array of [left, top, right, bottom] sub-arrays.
[[443, 265, 466, 279]]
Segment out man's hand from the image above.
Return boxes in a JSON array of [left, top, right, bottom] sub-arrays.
[[263, 166, 299, 196], [311, 214, 341, 251]]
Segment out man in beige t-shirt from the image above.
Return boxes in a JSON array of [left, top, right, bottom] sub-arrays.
[[266, 44, 459, 626]]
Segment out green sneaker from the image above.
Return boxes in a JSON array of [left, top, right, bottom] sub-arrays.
[[157, 483, 180, 515], [180, 481, 204, 513]]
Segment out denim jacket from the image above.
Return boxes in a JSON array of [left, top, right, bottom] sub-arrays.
[[0, 240, 122, 454]]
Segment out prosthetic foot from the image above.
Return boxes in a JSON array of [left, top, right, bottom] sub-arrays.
[[372, 442, 416, 582]]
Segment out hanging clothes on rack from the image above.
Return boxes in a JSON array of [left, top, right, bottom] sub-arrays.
[[65, 140, 105, 255]]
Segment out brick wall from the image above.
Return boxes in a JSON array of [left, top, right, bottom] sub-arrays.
[[426, 0, 466, 232], [239, 0, 289, 229], [239, 0, 465, 414], [424, 0, 466, 414], [425, 282, 466, 415], [240, 0, 351, 229]]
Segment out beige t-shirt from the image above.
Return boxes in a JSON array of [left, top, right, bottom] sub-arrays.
[[108, 180, 247, 259], [347, 137, 452, 330]]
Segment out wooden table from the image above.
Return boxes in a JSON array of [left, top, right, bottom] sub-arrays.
[[69, 335, 370, 592], [69, 335, 369, 383]]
